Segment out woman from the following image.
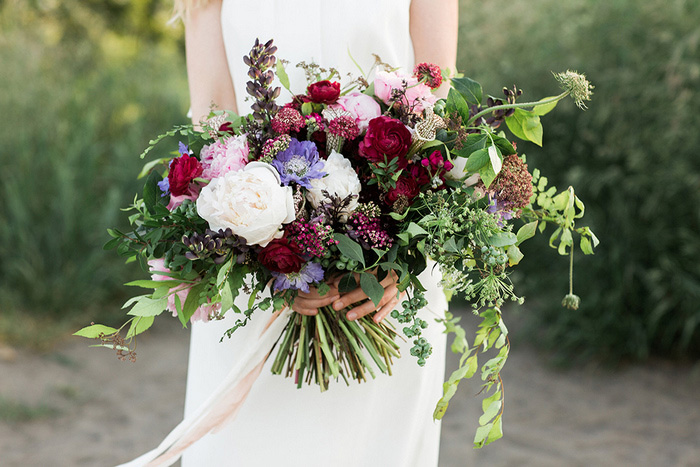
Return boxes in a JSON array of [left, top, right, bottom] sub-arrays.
[[180, 1, 458, 465]]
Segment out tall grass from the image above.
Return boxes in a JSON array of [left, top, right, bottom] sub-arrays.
[[0, 4, 188, 341], [458, 0, 700, 360]]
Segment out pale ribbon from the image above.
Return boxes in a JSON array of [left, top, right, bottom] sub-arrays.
[[116, 307, 292, 467]]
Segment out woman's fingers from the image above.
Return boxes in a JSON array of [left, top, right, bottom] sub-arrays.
[[332, 271, 399, 312], [345, 283, 400, 321], [290, 286, 340, 316]]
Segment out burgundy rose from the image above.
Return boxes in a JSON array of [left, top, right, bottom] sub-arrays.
[[258, 237, 303, 274], [307, 80, 341, 104], [386, 176, 420, 205], [168, 154, 203, 196], [359, 116, 412, 168]]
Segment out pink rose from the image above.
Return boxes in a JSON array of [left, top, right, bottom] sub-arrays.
[[148, 259, 220, 323], [332, 91, 381, 131], [374, 70, 437, 113], [200, 134, 249, 181]]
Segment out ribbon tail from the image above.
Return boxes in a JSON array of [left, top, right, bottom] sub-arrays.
[[116, 308, 292, 467]]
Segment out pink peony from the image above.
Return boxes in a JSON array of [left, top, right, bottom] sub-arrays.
[[374, 70, 437, 113], [331, 91, 381, 131], [200, 134, 249, 181], [147, 259, 220, 323]]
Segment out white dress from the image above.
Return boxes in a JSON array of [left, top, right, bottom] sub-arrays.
[[182, 1, 448, 466]]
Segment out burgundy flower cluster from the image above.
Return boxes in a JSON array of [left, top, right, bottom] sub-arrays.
[[284, 219, 337, 258], [346, 204, 393, 250]]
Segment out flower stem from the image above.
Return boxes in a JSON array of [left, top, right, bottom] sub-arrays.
[[467, 91, 569, 126], [569, 246, 574, 296]]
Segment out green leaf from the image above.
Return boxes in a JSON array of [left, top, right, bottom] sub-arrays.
[[276, 61, 290, 91], [479, 399, 502, 425], [360, 273, 384, 307], [143, 170, 160, 215], [488, 232, 517, 247], [473, 423, 492, 448], [137, 157, 170, 180], [103, 237, 121, 251], [443, 237, 460, 253], [216, 259, 233, 287], [479, 163, 497, 188], [531, 96, 559, 116], [492, 135, 517, 156], [333, 234, 365, 267], [516, 221, 538, 245], [454, 134, 487, 158], [451, 76, 483, 106], [182, 282, 206, 323], [338, 273, 358, 294], [220, 281, 234, 313], [125, 279, 182, 289], [506, 244, 524, 266], [300, 101, 313, 116], [580, 236, 594, 255], [127, 296, 168, 317], [522, 116, 543, 146], [506, 108, 543, 146], [485, 416, 504, 445], [73, 324, 119, 338], [465, 148, 489, 172], [446, 88, 470, 121], [126, 316, 155, 339], [405, 222, 428, 238]]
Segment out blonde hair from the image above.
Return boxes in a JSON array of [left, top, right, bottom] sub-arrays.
[[172, 0, 211, 21]]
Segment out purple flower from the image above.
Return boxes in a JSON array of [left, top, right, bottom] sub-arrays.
[[179, 141, 191, 156], [272, 261, 324, 293], [157, 177, 170, 197], [487, 195, 515, 227], [271, 138, 325, 189]]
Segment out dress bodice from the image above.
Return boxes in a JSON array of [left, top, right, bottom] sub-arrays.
[[221, 0, 414, 112]]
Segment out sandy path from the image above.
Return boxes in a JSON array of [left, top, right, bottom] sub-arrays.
[[1, 310, 699, 467]]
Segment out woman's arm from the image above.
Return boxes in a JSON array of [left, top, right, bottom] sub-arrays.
[[184, 0, 238, 124], [410, 0, 459, 98]]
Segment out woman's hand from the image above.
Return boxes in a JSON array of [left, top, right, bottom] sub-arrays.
[[290, 285, 340, 316], [331, 271, 405, 324]]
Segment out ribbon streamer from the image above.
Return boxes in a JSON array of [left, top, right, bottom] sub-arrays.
[[117, 308, 292, 467]]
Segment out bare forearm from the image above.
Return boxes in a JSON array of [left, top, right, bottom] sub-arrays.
[[410, 0, 459, 98], [184, 0, 237, 124]]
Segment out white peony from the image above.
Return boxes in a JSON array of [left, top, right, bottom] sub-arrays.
[[306, 151, 361, 217], [196, 162, 296, 247]]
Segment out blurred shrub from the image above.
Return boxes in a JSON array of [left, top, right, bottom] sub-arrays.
[[0, 3, 188, 330], [458, 0, 700, 360]]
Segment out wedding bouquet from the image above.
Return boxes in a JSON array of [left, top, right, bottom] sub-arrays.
[[78, 39, 597, 447]]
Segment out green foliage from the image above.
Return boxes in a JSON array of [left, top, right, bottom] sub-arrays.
[[458, 0, 700, 359], [0, 3, 188, 328]]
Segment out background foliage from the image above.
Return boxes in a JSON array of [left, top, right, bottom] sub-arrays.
[[0, 0, 187, 344], [458, 0, 700, 361], [1, 0, 698, 360]]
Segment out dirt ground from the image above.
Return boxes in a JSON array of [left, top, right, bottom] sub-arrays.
[[1, 309, 699, 467]]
